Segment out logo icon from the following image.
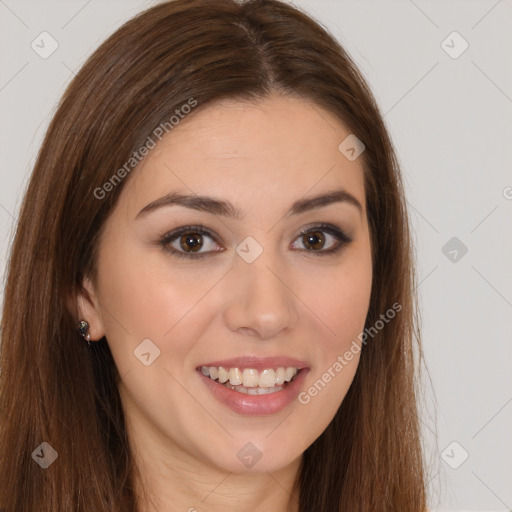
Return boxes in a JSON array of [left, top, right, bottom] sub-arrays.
[[236, 236, 263, 263], [134, 338, 161, 366], [237, 442, 263, 468], [31, 32, 59, 59], [441, 32, 469, 59], [31, 442, 58, 469], [441, 441, 469, 469], [442, 236, 468, 263], [338, 134, 365, 161]]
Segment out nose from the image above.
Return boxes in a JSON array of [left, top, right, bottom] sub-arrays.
[[222, 249, 300, 340]]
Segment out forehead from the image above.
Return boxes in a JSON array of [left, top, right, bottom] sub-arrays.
[[116, 94, 366, 220]]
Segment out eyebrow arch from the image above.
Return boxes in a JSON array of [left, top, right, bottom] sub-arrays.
[[135, 188, 363, 220]]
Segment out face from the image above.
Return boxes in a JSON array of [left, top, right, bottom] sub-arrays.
[[79, 94, 373, 476]]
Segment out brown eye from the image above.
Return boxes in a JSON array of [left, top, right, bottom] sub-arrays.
[[180, 233, 203, 253], [291, 223, 353, 255], [159, 225, 223, 259], [302, 230, 325, 250]]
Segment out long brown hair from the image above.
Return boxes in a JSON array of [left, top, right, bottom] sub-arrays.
[[0, 0, 430, 510]]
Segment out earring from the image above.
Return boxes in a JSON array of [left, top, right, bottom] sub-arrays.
[[77, 320, 91, 346]]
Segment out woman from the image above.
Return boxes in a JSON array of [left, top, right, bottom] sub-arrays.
[[0, 0, 429, 510]]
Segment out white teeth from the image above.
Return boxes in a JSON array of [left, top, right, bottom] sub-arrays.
[[224, 382, 285, 395], [218, 367, 229, 383], [275, 367, 286, 385], [242, 368, 259, 387], [200, 365, 300, 389], [259, 369, 276, 388], [284, 367, 296, 382], [229, 367, 243, 385]]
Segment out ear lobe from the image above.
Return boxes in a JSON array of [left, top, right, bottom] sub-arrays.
[[73, 276, 106, 341]]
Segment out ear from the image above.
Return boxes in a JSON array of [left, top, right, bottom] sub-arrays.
[[71, 275, 106, 342]]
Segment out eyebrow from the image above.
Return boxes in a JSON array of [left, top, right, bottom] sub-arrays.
[[135, 188, 364, 220]]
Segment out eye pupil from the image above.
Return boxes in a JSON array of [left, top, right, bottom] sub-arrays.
[[303, 230, 325, 250], [180, 233, 203, 252]]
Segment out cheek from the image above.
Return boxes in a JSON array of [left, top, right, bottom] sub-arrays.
[[97, 241, 201, 333], [302, 249, 373, 353], [292, 253, 371, 437], [317, 271, 371, 337], [306, 275, 369, 387], [95, 244, 227, 374]]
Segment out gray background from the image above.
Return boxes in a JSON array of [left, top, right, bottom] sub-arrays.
[[0, 1, 511, 510]]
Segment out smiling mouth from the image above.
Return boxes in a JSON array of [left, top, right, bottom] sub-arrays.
[[198, 365, 302, 395]]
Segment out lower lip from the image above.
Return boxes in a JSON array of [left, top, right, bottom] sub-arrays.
[[197, 368, 309, 416]]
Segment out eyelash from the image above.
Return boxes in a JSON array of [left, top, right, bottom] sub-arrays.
[[157, 223, 353, 260]]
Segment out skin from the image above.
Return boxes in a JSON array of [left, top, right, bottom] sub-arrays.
[[77, 93, 373, 512]]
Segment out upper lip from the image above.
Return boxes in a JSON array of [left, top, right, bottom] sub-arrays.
[[197, 356, 310, 371]]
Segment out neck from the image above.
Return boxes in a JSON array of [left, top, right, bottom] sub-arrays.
[[132, 445, 302, 512], [127, 421, 302, 512]]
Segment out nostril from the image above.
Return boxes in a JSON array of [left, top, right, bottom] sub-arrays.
[[237, 327, 258, 336]]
